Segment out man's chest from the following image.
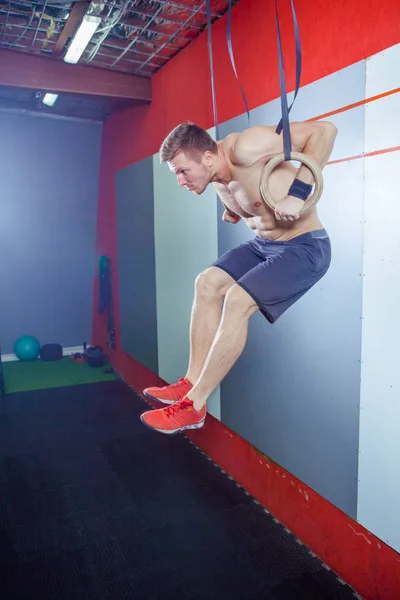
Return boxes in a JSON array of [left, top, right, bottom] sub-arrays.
[[213, 170, 265, 217]]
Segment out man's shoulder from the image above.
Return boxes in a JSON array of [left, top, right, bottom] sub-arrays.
[[222, 132, 241, 150], [227, 126, 280, 167], [220, 132, 241, 166], [223, 126, 276, 147]]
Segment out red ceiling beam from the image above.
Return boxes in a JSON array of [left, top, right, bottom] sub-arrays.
[[0, 47, 152, 103]]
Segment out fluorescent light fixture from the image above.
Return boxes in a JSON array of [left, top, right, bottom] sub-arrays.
[[64, 15, 101, 64], [42, 93, 59, 107]]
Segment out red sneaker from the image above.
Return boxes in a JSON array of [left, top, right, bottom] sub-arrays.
[[140, 398, 206, 435], [143, 377, 192, 405]]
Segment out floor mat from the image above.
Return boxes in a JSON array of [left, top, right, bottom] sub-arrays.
[[1, 356, 116, 393], [0, 380, 360, 600]]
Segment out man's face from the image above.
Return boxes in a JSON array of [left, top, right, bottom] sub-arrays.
[[168, 151, 213, 195]]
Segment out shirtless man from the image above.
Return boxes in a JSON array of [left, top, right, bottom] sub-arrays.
[[140, 120, 338, 434]]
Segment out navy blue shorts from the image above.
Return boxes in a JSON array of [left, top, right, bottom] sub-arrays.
[[212, 229, 331, 323]]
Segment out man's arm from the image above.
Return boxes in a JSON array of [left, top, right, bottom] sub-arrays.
[[232, 120, 338, 221], [221, 201, 241, 223], [232, 120, 338, 183], [289, 121, 338, 186]]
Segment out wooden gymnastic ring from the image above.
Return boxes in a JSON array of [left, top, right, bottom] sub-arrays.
[[260, 152, 324, 214]]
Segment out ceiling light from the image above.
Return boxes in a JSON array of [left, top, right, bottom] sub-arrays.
[[42, 93, 59, 107], [64, 15, 101, 65]]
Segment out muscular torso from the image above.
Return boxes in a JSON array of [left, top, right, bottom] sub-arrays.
[[212, 135, 323, 240]]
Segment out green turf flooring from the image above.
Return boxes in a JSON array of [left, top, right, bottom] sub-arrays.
[[1, 356, 116, 394]]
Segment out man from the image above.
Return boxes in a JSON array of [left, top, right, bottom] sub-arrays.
[[140, 120, 338, 434]]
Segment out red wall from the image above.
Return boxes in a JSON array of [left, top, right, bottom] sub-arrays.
[[92, 1, 400, 597]]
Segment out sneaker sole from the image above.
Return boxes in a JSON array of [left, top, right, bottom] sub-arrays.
[[139, 414, 205, 435], [143, 389, 183, 405]]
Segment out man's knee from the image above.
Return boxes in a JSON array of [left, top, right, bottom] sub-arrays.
[[195, 267, 234, 299], [224, 283, 259, 318]]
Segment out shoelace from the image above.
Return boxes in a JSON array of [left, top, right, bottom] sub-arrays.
[[164, 399, 193, 418], [164, 377, 188, 389]]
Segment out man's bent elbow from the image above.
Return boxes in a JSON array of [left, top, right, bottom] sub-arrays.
[[318, 120, 338, 137]]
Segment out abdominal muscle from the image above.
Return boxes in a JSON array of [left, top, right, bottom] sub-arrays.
[[214, 160, 323, 241]]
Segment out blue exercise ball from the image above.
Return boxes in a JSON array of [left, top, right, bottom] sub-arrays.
[[14, 335, 41, 361]]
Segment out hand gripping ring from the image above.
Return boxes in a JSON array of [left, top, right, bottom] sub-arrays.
[[260, 152, 324, 214]]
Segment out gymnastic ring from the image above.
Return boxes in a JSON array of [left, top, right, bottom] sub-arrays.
[[260, 152, 324, 214]]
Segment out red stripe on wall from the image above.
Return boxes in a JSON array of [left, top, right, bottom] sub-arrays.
[[186, 413, 400, 600], [363, 145, 400, 158], [93, 0, 400, 597], [309, 88, 400, 122], [328, 144, 400, 165]]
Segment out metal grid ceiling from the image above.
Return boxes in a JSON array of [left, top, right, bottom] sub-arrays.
[[0, 0, 238, 78]]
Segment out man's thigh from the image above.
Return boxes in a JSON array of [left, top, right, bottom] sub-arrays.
[[236, 236, 331, 323], [211, 240, 264, 282]]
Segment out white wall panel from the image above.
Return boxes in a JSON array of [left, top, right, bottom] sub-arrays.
[[356, 42, 400, 552], [357, 149, 400, 552], [365, 94, 400, 154], [365, 42, 400, 154], [365, 42, 400, 96]]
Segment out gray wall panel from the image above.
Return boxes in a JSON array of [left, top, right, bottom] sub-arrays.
[[0, 112, 101, 353], [116, 157, 158, 373], [217, 66, 365, 517], [223, 61, 366, 164]]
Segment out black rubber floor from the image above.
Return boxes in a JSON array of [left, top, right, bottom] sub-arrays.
[[0, 380, 359, 600]]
